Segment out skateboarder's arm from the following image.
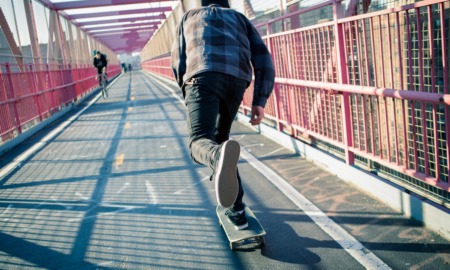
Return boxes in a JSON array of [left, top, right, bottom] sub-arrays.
[[244, 16, 275, 108], [171, 17, 187, 88]]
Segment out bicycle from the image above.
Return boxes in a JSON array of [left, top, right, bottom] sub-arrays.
[[99, 67, 108, 98]]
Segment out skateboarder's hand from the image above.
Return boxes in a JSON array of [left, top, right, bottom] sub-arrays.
[[249, 106, 264, 126]]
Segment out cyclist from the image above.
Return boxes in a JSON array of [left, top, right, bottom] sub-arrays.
[[93, 50, 108, 86]]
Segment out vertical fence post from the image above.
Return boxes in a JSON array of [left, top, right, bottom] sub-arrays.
[[265, 29, 283, 132], [59, 64, 67, 105], [439, 2, 450, 185], [5, 63, 22, 134], [46, 64, 57, 112], [29, 64, 42, 122], [273, 84, 283, 131], [333, 0, 354, 165], [68, 63, 76, 102]]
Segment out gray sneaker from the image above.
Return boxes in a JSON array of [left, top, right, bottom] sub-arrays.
[[213, 140, 240, 208], [225, 209, 249, 230]]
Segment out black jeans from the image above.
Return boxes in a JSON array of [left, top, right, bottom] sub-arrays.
[[183, 72, 248, 210]]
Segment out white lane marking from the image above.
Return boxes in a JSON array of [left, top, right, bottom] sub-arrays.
[[75, 192, 90, 201], [68, 203, 137, 222], [0, 75, 122, 179], [174, 176, 210, 195], [144, 71, 391, 269], [117, 182, 130, 194], [260, 147, 285, 158], [244, 143, 264, 148], [240, 147, 391, 270], [80, 112, 118, 118], [145, 181, 158, 204], [0, 204, 12, 217], [50, 196, 73, 210]]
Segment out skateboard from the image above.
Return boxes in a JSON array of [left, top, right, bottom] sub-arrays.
[[216, 205, 266, 250]]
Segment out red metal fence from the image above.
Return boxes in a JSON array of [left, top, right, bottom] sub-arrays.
[[141, 0, 449, 204], [0, 64, 121, 143], [141, 56, 174, 81]]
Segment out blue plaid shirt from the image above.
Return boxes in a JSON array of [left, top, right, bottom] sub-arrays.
[[171, 4, 275, 107]]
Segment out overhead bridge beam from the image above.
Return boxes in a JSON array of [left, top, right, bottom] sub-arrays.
[[77, 14, 165, 26], [65, 7, 172, 20], [50, 0, 176, 11], [86, 22, 158, 32]]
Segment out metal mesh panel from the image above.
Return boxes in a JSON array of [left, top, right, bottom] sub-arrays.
[[0, 27, 16, 65], [0, 0, 19, 66], [141, 2, 185, 61], [0, 0, 20, 49], [60, 16, 72, 62], [285, 2, 333, 30], [13, 0, 33, 63], [32, 0, 50, 64]]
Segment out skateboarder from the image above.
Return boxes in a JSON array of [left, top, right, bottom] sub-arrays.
[[171, 0, 275, 230]]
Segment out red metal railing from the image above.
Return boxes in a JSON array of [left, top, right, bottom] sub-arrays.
[[0, 63, 121, 143], [141, 56, 174, 81], [141, 0, 450, 197]]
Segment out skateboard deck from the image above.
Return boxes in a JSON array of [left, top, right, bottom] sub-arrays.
[[216, 205, 266, 250]]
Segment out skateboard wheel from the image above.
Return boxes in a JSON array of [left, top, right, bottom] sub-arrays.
[[257, 237, 265, 246]]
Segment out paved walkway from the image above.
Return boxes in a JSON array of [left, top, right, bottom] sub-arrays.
[[0, 71, 449, 270]]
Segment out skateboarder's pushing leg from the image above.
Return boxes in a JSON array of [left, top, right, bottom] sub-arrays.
[[170, 0, 275, 230]]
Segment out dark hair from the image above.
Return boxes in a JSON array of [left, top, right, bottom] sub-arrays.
[[201, 0, 230, 8], [96, 51, 101, 55]]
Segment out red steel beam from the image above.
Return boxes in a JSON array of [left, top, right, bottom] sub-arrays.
[[98, 37, 151, 43], [51, 0, 175, 11], [65, 7, 172, 20], [93, 32, 154, 39], [76, 14, 165, 26], [86, 22, 158, 32], [93, 29, 154, 34], [103, 42, 149, 47]]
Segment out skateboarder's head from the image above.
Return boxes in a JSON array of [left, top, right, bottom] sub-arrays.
[[201, 0, 230, 8]]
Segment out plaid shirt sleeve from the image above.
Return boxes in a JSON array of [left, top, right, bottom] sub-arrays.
[[171, 17, 187, 88], [245, 17, 275, 108]]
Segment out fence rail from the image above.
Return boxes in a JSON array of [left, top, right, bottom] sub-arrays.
[[142, 0, 450, 205], [0, 63, 121, 143]]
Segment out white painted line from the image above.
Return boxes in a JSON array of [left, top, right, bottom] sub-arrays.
[[51, 196, 73, 210], [244, 143, 264, 148], [75, 192, 90, 201], [174, 176, 210, 195], [240, 147, 391, 270], [143, 71, 392, 269], [145, 180, 158, 204], [117, 182, 130, 194], [0, 204, 12, 216], [260, 147, 285, 158], [68, 203, 138, 222], [0, 75, 122, 179]]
